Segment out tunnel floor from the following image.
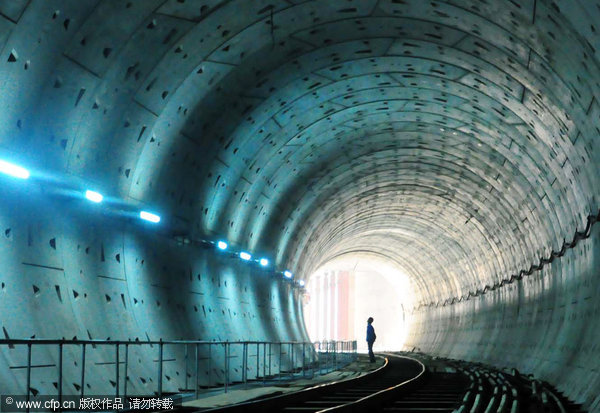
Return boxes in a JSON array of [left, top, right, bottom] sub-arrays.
[[179, 355, 383, 410], [173, 353, 585, 412]]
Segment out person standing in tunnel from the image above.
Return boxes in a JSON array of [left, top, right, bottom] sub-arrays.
[[366, 317, 376, 363]]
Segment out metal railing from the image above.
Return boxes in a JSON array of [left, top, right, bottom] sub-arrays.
[[0, 339, 356, 402]]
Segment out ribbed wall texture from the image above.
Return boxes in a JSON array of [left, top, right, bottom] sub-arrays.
[[0, 0, 598, 407]]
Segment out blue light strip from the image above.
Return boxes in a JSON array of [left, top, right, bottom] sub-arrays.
[[85, 190, 103, 203], [0, 156, 302, 286], [140, 211, 161, 223], [0, 160, 30, 179], [208, 239, 300, 286]]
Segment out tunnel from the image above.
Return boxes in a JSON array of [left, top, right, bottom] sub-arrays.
[[0, 0, 599, 410]]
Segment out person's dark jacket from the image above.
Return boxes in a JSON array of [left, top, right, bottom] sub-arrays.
[[366, 324, 376, 343]]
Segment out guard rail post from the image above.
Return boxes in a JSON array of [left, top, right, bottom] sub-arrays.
[[26, 343, 32, 402], [194, 343, 199, 398], [80, 344, 85, 398], [157, 339, 163, 396], [124, 343, 129, 399]]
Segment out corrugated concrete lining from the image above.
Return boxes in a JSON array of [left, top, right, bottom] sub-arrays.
[[0, 0, 598, 408]]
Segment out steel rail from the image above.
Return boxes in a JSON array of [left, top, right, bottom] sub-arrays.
[[317, 353, 426, 412], [199, 356, 392, 412]]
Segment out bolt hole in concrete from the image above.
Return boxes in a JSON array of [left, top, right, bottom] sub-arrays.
[[303, 253, 413, 353]]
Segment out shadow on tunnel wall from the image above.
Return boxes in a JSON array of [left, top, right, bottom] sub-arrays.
[[0, 189, 308, 396], [406, 224, 600, 409]]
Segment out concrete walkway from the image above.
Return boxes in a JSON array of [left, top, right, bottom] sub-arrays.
[[183, 355, 385, 409]]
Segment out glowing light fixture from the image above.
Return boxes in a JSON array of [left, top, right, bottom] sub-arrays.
[[217, 241, 228, 250], [260, 258, 269, 267], [284, 270, 293, 279], [240, 252, 251, 261], [0, 160, 30, 179], [140, 211, 161, 223], [298, 280, 305, 287], [85, 190, 103, 203]]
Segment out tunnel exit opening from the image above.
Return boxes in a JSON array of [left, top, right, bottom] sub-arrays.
[[302, 254, 413, 353]]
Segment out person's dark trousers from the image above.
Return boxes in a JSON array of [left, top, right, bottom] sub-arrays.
[[367, 341, 375, 362]]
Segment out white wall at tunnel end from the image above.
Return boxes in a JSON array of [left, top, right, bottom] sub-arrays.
[[353, 270, 409, 353], [303, 254, 413, 352]]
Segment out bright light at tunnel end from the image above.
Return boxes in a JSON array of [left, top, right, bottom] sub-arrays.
[[0, 160, 30, 179], [240, 251, 251, 261], [217, 241, 228, 250], [140, 211, 161, 223], [85, 190, 103, 203]]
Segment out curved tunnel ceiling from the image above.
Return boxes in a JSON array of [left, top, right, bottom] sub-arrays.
[[2, 0, 598, 310]]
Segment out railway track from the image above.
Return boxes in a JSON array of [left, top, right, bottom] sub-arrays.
[[283, 355, 425, 412], [178, 352, 584, 413]]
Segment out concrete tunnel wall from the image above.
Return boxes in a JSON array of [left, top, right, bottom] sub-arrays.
[[0, 183, 307, 395], [0, 0, 598, 408]]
